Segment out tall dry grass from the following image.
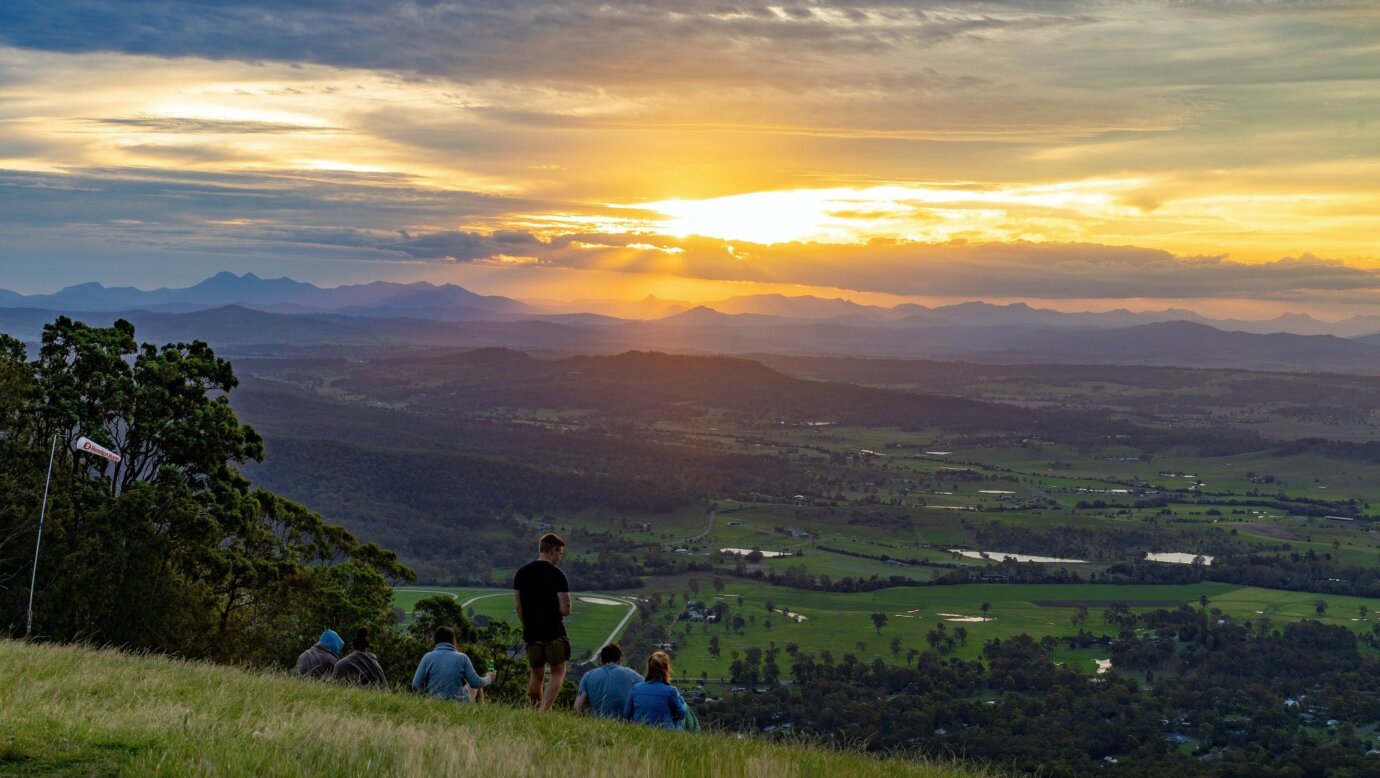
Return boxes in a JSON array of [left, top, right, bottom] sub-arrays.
[[0, 639, 992, 777]]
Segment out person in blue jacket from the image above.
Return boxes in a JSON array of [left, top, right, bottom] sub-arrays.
[[412, 626, 495, 702], [624, 651, 688, 729]]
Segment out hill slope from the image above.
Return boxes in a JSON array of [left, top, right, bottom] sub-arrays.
[[0, 640, 988, 777]]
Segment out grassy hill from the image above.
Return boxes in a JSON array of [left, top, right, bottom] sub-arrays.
[[0, 640, 990, 777]]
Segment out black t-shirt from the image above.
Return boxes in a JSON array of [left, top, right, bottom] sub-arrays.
[[513, 560, 569, 643]]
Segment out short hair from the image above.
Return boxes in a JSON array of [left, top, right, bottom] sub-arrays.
[[539, 532, 566, 553], [434, 626, 456, 645], [599, 643, 623, 665], [646, 651, 673, 684], [352, 626, 371, 651]]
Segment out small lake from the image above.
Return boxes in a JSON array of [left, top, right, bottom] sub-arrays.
[[949, 549, 1087, 564], [1144, 552, 1214, 566], [937, 612, 992, 623], [720, 548, 793, 558]]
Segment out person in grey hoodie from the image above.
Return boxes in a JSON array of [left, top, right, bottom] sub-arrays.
[[332, 627, 388, 688], [296, 629, 343, 679]]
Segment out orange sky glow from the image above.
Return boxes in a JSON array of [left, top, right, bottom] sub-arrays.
[[1, 3, 1378, 316]]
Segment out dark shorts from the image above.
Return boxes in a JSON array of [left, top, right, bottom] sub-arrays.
[[525, 636, 571, 669]]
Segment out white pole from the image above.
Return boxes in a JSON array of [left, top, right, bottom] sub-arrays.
[[25, 434, 58, 639]]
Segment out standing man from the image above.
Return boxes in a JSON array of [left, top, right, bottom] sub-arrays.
[[514, 532, 571, 710], [575, 643, 643, 718]]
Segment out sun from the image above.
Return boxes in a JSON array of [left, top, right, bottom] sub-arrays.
[[641, 189, 914, 245]]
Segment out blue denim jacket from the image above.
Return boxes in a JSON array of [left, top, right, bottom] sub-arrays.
[[624, 680, 688, 729], [412, 643, 489, 701]]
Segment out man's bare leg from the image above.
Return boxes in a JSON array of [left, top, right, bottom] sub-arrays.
[[528, 665, 546, 707], [541, 661, 568, 711]]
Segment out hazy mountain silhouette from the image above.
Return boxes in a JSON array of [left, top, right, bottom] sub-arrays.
[[0, 272, 534, 318]]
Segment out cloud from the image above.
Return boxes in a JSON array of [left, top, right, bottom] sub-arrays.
[[3, 165, 1377, 301], [0, 167, 547, 230], [378, 229, 542, 261], [87, 117, 341, 134], [8, 1, 1368, 145], [523, 234, 1380, 300]]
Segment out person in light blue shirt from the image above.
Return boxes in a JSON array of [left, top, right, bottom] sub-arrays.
[[624, 651, 689, 730], [575, 643, 644, 718], [412, 626, 495, 702]]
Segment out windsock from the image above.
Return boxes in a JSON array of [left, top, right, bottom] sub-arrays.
[[74, 436, 121, 463]]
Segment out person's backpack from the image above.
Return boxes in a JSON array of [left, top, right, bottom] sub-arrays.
[[682, 705, 700, 733]]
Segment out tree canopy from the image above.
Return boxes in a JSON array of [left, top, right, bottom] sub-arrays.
[[0, 317, 413, 666]]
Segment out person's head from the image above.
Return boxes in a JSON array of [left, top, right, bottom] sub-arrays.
[[434, 625, 456, 646], [646, 651, 673, 684], [538, 532, 566, 564], [319, 629, 344, 655], [352, 626, 371, 652], [599, 643, 623, 666]]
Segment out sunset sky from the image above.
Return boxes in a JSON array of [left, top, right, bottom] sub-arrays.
[[1, 1, 1377, 316]]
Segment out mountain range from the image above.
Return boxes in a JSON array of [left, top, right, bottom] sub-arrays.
[[7, 273, 1380, 337], [3, 273, 1380, 374]]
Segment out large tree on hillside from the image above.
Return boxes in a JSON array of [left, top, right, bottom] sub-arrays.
[[1, 317, 414, 664], [0, 335, 41, 594]]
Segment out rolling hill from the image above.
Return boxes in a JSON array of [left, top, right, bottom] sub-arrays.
[[0, 639, 986, 777]]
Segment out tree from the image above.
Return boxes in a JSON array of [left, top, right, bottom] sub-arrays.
[[871, 612, 888, 634], [1071, 605, 1089, 627], [889, 636, 903, 656], [1316, 599, 1330, 615], [709, 635, 721, 658], [980, 602, 992, 619], [712, 576, 725, 594], [2, 316, 413, 666]]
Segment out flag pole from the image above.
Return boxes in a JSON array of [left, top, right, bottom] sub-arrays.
[[25, 434, 58, 639]]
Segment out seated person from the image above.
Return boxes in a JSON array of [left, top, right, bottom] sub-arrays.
[[295, 629, 342, 679], [332, 627, 388, 688], [412, 626, 495, 702], [575, 643, 643, 718], [624, 651, 688, 730]]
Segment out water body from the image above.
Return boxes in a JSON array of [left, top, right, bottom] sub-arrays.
[[937, 612, 992, 623], [720, 548, 793, 558], [1144, 552, 1214, 566], [949, 549, 1088, 564]]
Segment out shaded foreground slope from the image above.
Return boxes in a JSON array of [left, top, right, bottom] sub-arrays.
[[0, 640, 990, 777]]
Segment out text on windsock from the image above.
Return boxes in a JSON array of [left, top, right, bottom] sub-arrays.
[[74, 436, 122, 463]]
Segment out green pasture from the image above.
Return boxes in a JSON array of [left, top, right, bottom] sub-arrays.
[[648, 579, 1380, 683]]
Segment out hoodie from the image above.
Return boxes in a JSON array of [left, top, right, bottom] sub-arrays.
[[295, 630, 343, 679]]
